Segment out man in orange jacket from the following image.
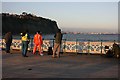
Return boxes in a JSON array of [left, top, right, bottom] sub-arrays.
[[33, 31, 43, 56]]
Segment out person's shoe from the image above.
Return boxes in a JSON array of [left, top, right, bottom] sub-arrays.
[[6, 51, 10, 53], [33, 53, 36, 55], [6, 51, 9, 54], [56, 55, 60, 58], [117, 55, 119, 58], [52, 56, 56, 58], [24, 55, 28, 57], [40, 53, 44, 56]]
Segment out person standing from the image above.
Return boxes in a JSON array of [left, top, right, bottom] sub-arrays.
[[112, 42, 120, 58], [52, 29, 62, 58], [33, 31, 43, 56], [4, 32, 13, 54], [21, 30, 30, 57]]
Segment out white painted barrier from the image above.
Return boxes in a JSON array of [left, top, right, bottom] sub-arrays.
[[0, 39, 117, 54]]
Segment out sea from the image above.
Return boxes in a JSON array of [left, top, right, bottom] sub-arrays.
[[12, 33, 119, 42]]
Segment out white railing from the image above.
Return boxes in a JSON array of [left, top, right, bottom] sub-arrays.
[[0, 39, 117, 54]]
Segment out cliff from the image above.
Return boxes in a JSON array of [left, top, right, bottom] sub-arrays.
[[2, 12, 59, 35]]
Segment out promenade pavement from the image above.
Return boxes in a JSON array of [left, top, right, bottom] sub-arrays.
[[1, 50, 119, 79]]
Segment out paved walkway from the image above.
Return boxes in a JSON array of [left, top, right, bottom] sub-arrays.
[[1, 50, 119, 79]]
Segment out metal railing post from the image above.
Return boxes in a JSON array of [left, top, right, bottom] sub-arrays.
[[30, 38, 33, 52], [87, 40, 90, 54], [76, 39, 77, 55], [101, 40, 103, 55], [63, 39, 66, 54], [53, 39, 54, 48]]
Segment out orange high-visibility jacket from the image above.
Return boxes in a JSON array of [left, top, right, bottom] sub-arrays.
[[33, 33, 43, 45]]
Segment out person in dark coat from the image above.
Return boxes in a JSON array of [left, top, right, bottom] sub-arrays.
[[52, 29, 63, 58], [4, 32, 13, 54], [112, 42, 120, 58]]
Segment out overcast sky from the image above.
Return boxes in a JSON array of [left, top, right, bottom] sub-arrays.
[[1, 0, 119, 33]]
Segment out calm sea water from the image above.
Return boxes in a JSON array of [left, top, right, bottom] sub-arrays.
[[9, 33, 119, 41], [43, 33, 119, 41]]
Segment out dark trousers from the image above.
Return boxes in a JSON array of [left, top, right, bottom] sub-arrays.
[[6, 43, 11, 53], [22, 41, 28, 56]]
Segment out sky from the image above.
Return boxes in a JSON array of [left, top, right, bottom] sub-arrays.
[[1, 0, 119, 33]]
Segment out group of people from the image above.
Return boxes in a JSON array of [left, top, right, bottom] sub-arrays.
[[4, 29, 120, 58], [4, 29, 63, 58]]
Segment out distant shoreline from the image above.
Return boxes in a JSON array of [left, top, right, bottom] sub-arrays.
[[62, 32, 119, 35]]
